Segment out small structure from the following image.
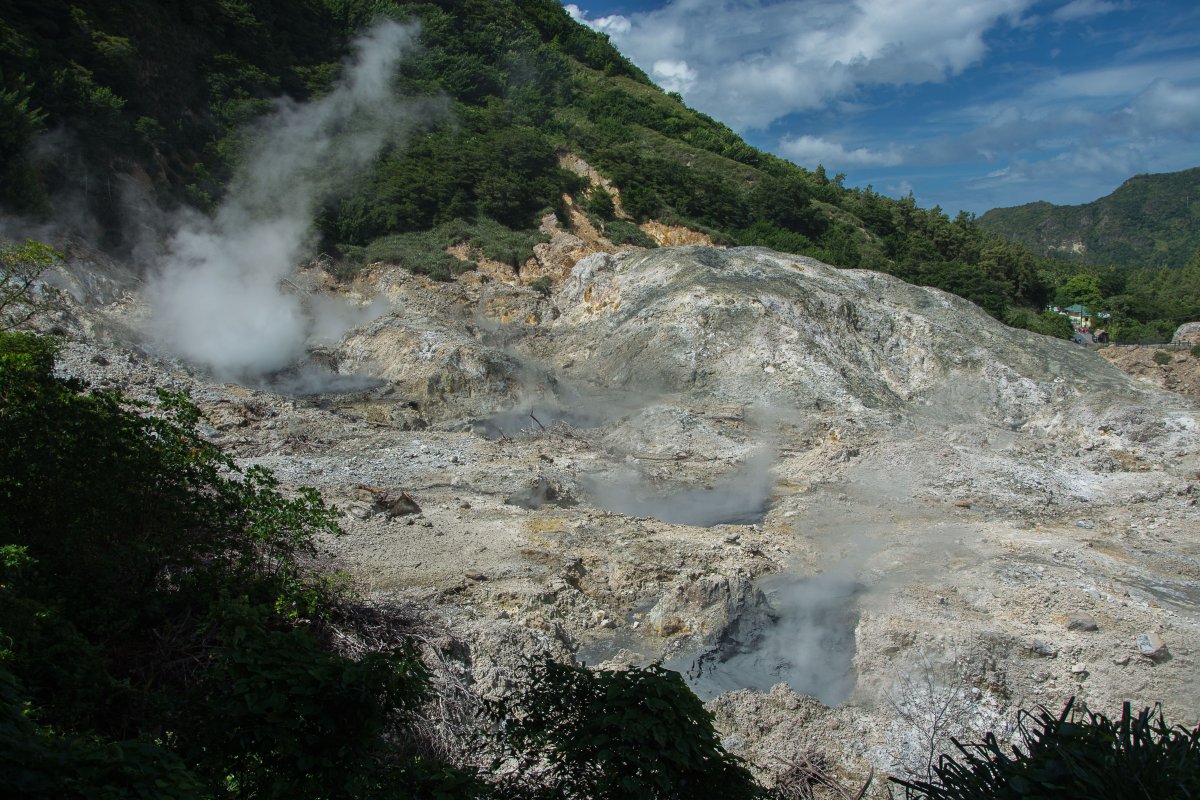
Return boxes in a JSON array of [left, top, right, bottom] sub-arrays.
[[1046, 304, 1111, 332]]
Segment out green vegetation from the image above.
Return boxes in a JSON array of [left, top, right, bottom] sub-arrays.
[[894, 699, 1200, 800], [0, 239, 61, 329], [1042, 248, 1200, 342], [979, 169, 1200, 341], [1153, 350, 1172, 365], [487, 659, 764, 799], [978, 167, 1200, 270], [4, 0, 1197, 335], [0, 329, 459, 798]]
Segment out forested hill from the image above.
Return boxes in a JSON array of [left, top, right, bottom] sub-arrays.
[[978, 167, 1200, 269], [1, 0, 1196, 338]]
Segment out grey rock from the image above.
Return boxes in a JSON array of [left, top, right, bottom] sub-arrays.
[[1066, 613, 1099, 632], [1030, 639, 1058, 657], [1137, 632, 1170, 661]]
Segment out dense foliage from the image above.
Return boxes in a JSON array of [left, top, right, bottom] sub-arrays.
[[0, 238, 60, 329], [487, 659, 764, 800], [978, 167, 1200, 270], [893, 699, 1200, 800], [0, 330, 468, 798]]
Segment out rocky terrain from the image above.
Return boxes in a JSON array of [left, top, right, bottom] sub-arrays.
[[1099, 343, 1200, 399], [35, 234, 1200, 793]]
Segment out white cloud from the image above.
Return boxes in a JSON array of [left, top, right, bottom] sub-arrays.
[[1051, 0, 1121, 22], [564, 5, 631, 34], [565, 0, 1036, 130], [1123, 78, 1200, 134], [652, 59, 698, 93], [778, 134, 903, 167]]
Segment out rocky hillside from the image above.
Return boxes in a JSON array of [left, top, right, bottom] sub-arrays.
[[5, 0, 1067, 328], [1099, 344, 1200, 398], [32, 235, 1200, 788], [978, 166, 1200, 269]]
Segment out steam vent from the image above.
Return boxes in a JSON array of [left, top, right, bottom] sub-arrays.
[[32, 242, 1200, 781]]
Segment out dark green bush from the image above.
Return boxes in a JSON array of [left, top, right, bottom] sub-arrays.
[[0, 330, 473, 798], [361, 231, 470, 281], [487, 659, 765, 800], [1004, 309, 1074, 339], [585, 186, 616, 220], [1153, 350, 1172, 365], [893, 698, 1200, 800]]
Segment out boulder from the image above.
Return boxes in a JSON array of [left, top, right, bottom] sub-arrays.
[[1136, 631, 1170, 662], [1172, 322, 1200, 345], [1066, 613, 1099, 632]]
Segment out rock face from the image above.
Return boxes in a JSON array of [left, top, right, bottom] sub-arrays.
[[547, 248, 1139, 423], [1173, 322, 1200, 345], [38, 243, 1200, 788], [1098, 342, 1200, 398]]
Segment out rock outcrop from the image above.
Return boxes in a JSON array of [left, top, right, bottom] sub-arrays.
[[37, 242, 1200, 787]]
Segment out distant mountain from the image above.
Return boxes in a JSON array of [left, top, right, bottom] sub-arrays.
[[977, 167, 1200, 269]]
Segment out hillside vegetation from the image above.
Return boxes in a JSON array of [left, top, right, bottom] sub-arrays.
[[2, 0, 1198, 339], [978, 167, 1200, 270]]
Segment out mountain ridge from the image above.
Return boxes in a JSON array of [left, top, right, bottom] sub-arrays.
[[978, 166, 1200, 269]]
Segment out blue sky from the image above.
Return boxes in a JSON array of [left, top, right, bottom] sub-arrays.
[[561, 0, 1200, 216]]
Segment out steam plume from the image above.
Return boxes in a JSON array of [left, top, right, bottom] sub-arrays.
[[584, 448, 775, 527], [145, 20, 426, 380]]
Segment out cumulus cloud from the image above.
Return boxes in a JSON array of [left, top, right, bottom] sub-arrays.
[[778, 134, 903, 167], [564, 4, 630, 34], [652, 59, 698, 93], [567, 0, 1035, 130]]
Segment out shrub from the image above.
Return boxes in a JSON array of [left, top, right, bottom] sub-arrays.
[[603, 218, 658, 248], [892, 698, 1200, 800], [487, 659, 765, 800], [0, 331, 475, 798], [585, 186, 616, 220], [1153, 350, 1172, 365], [362, 232, 469, 281], [529, 276, 553, 297], [1004, 309, 1074, 340], [1, 239, 61, 330]]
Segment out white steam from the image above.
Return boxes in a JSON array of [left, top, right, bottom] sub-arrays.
[[584, 448, 775, 527], [145, 20, 426, 380]]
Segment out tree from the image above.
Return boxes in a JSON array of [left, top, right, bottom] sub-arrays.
[[0, 240, 60, 331], [0, 330, 472, 799], [1055, 273, 1104, 310]]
